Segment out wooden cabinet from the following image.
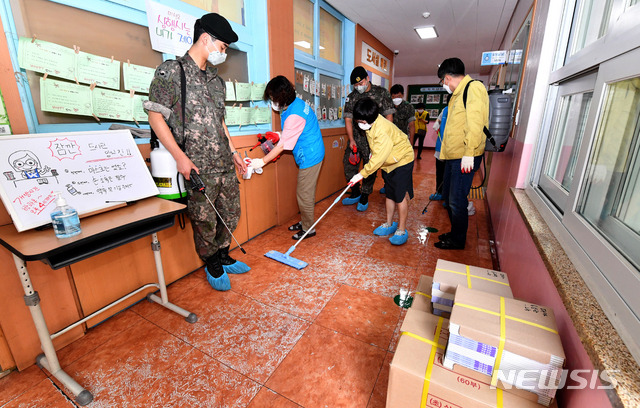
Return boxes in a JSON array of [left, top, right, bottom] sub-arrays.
[[317, 132, 348, 201]]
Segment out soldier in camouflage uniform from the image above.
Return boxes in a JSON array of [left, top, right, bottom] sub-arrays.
[[342, 66, 395, 211], [390, 84, 415, 141], [144, 13, 249, 291]]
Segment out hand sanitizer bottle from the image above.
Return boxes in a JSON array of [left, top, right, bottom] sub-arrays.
[[50, 192, 81, 238]]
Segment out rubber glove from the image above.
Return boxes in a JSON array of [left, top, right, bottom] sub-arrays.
[[461, 156, 474, 173], [250, 158, 265, 169], [349, 173, 364, 186]]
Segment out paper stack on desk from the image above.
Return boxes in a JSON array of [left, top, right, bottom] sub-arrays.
[[443, 286, 565, 406], [431, 259, 513, 317]]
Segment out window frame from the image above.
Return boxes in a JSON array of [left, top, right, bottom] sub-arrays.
[[1, 0, 270, 137], [293, 0, 354, 129], [529, 0, 640, 361]]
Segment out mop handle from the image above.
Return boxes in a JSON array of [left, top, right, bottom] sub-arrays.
[[203, 193, 247, 254], [290, 185, 352, 251]]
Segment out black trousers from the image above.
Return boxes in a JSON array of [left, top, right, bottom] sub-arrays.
[[414, 129, 426, 158]]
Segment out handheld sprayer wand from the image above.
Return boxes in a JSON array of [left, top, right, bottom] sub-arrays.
[[190, 170, 246, 254]]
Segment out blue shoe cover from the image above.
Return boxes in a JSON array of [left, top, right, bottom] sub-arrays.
[[429, 193, 443, 200], [373, 222, 398, 236], [205, 268, 231, 291], [389, 229, 409, 245], [379, 187, 386, 194], [356, 201, 369, 212], [223, 260, 251, 274], [342, 195, 361, 205]]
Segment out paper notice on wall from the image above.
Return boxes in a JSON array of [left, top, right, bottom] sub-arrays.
[[251, 83, 266, 101], [225, 106, 240, 126], [132, 94, 149, 122], [0, 88, 11, 135], [40, 77, 93, 117], [92, 89, 133, 120], [75, 51, 120, 90], [145, 0, 197, 57], [253, 107, 271, 124], [123, 63, 156, 93], [225, 81, 236, 101], [235, 82, 252, 101], [239, 107, 252, 125], [18, 37, 76, 81]]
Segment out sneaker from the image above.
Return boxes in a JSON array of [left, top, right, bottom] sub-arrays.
[[379, 187, 386, 194], [389, 229, 409, 245], [373, 222, 398, 236], [292, 230, 316, 240], [429, 193, 443, 201]]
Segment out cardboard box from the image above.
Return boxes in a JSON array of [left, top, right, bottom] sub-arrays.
[[444, 286, 565, 406], [411, 275, 433, 313], [432, 259, 513, 310], [387, 308, 549, 408]]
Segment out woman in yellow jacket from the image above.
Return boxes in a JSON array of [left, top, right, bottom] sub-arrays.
[[349, 97, 415, 245]]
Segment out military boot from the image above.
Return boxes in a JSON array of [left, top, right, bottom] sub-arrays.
[[205, 251, 231, 291], [219, 246, 250, 274]]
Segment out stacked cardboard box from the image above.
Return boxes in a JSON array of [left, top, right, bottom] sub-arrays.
[[443, 286, 565, 406], [431, 259, 513, 317], [411, 275, 433, 313], [388, 308, 554, 407]]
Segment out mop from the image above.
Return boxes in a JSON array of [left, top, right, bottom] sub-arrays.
[[265, 184, 352, 269]]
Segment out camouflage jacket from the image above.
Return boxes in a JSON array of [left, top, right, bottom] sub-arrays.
[[145, 53, 233, 174], [393, 100, 415, 136], [343, 84, 396, 139]]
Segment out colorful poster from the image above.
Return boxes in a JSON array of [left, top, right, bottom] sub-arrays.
[[235, 82, 252, 101], [40, 78, 93, 117], [75, 51, 120, 90], [18, 37, 75, 81], [250, 83, 266, 101], [92, 89, 133, 120], [123, 63, 156, 93], [145, 0, 198, 56]]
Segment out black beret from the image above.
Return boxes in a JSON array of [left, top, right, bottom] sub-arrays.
[[199, 13, 238, 44], [350, 66, 368, 84]]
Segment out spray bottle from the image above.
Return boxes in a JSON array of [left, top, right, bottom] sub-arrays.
[[50, 192, 81, 238]]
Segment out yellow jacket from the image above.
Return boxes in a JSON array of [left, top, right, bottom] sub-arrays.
[[359, 115, 415, 178], [415, 110, 430, 131], [441, 75, 489, 160]]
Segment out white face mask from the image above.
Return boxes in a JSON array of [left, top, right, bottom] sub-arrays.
[[271, 102, 280, 112], [392, 97, 403, 106], [442, 77, 452, 94], [355, 84, 367, 94], [417, 109, 424, 113], [206, 40, 227, 66], [358, 122, 372, 130]]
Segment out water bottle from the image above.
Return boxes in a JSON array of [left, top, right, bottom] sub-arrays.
[[50, 192, 81, 238]]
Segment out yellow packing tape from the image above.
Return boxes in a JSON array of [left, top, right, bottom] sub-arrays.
[[415, 291, 432, 299], [491, 297, 506, 387], [436, 267, 510, 287], [454, 301, 558, 334]]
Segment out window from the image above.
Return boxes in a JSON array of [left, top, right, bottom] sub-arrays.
[[531, 0, 640, 360], [2, 0, 268, 136], [293, 0, 354, 129]]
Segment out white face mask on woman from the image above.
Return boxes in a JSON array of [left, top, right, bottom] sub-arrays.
[[271, 102, 280, 112], [206, 40, 227, 66], [358, 122, 372, 130]]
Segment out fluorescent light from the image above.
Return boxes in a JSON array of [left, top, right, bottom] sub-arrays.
[[415, 26, 438, 39], [294, 41, 311, 49]]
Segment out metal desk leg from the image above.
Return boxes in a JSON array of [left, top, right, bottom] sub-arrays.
[[146, 233, 198, 323], [12, 254, 93, 406]]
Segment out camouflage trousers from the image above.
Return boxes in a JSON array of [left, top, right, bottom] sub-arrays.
[[343, 132, 377, 195], [187, 172, 241, 261]]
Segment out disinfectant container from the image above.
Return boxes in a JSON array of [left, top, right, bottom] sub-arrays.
[[150, 141, 187, 200], [486, 89, 515, 152], [50, 192, 81, 238]]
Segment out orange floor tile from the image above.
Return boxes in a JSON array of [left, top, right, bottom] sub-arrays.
[[0, 152, 495, 407]]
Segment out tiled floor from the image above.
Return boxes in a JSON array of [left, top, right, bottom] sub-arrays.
[[0, 154, 494, 407]]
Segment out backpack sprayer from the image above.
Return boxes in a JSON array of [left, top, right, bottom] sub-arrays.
[[189, 170, 246, 254]]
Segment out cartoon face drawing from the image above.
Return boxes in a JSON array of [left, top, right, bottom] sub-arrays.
[[9, 150, 41, 173]]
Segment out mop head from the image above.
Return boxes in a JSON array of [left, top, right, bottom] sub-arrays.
[[205, 268, 231, 291], [265, 248, 308, 270], [223, 261, 251, 274]]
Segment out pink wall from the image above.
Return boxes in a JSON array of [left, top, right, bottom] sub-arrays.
[[487, 139, 612, 407]]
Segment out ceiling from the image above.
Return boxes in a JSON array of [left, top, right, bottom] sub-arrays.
[[325, 0, 519, 78]]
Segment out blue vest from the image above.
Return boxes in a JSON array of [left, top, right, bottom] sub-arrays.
[[280, 98, 325, 169], [436, 107, 448, 153]]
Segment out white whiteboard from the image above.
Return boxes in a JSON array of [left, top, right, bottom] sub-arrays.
[[0, 129, 159, 232]]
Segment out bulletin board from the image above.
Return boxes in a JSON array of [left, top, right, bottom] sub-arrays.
[[407, 84, 449, 120], [0, 129, 159, 232]]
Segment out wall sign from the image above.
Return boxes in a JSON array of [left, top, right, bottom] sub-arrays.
[[361, 42, 389, 74], [146, 0, 197, 57]]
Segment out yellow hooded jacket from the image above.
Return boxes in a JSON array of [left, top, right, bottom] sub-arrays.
[[359, 114, 415, 179], [440, 75, 489, 160]]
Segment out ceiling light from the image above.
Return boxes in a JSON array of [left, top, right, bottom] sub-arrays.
[[415, 26, 438, 39], [422, 12, 431, 19]]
